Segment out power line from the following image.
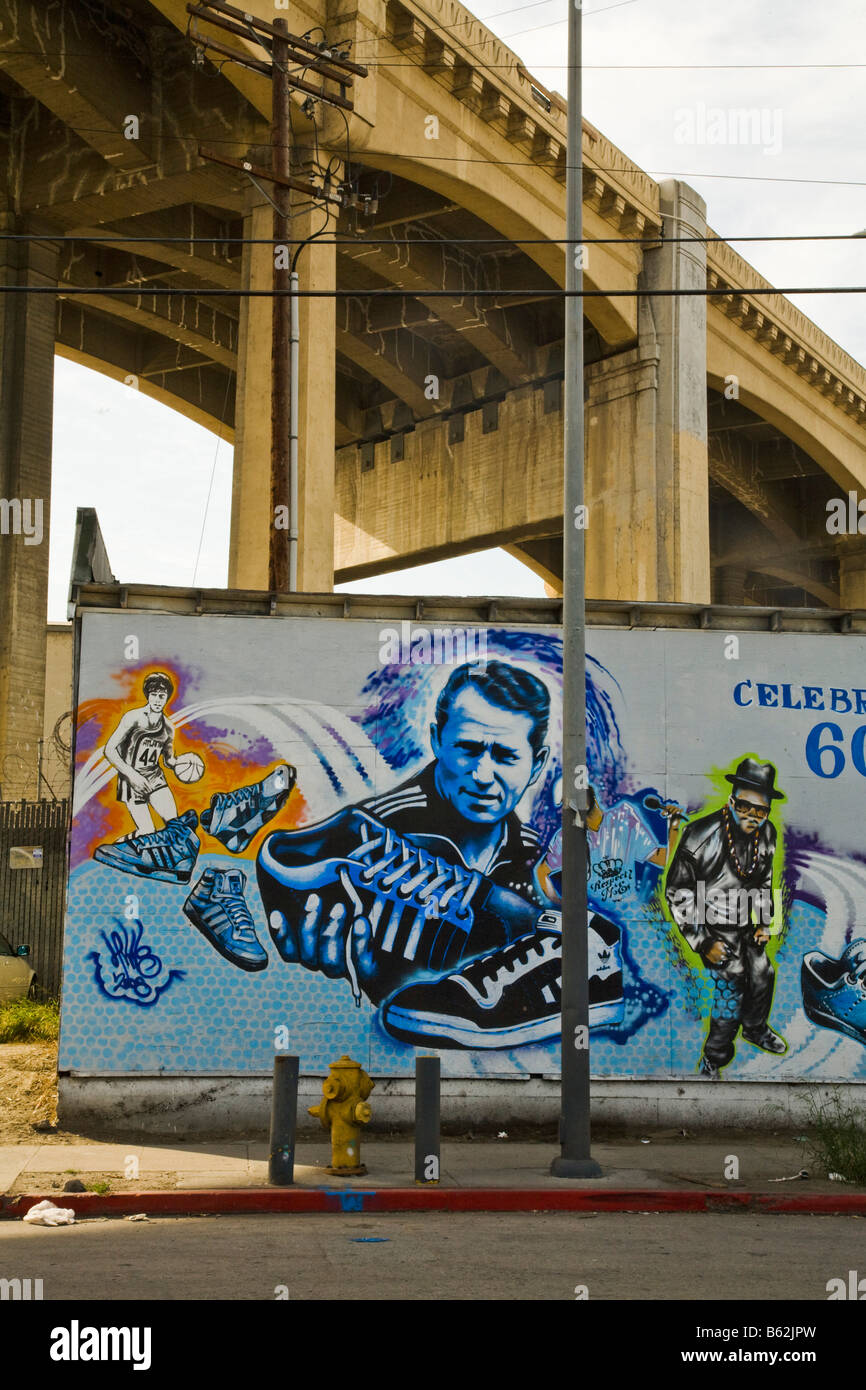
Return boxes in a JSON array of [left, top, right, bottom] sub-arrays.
[[4, 118, 866, 187], [5, 119, 865, 186], [348, 0, 645, 52], [4, 48, 864, 67], [351, 0, 566, 48], [3, 232, 866, 246], [3, 285, 865, 297]]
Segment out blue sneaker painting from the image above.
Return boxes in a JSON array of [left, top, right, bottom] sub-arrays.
[[802, 940, 866, 1046], [200, 763, 295, 854], [184, 867, 268, 973], [94, 810, 200, 885]]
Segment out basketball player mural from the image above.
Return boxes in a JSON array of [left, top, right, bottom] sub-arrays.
[[101, 671, 198, 836], [93, 670, 296, 973]]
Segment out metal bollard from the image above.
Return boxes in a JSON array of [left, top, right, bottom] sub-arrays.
[[414, 1055, 440, 1184], [269, 1054, 299, 1186]]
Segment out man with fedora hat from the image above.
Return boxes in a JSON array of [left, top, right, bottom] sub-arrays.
[[665, 756, 787, 1078]]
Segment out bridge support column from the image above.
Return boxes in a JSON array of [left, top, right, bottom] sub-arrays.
[[585, 340, 661, 600], [716, 564, 750, 606], [0, 219, 58, 800], [585, 181, 709, 603], [230, 194, 272, 591], [644, 179, 710, 602], [838, 546, 866, 609], [229, 193, 336, 592]]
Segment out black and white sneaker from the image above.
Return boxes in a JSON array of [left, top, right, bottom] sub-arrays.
[[588, 914, 624, 1027], [257, 808, 547, 1006], [381, 919, 564, 1049]]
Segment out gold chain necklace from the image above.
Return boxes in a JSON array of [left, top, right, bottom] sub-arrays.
[[723, 806, 759, 879]]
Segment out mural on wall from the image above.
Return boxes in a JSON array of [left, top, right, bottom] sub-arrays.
[[663, 757, 787, 1079], [59, 613, 866, 1082]]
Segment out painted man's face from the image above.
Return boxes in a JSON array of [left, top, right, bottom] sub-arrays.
[[431, 686, 548, 825], [146, 689, 169, 713], [730, 788, 770, 834]]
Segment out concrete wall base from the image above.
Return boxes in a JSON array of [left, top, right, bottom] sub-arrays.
[[57, 1074, 865, 1140]]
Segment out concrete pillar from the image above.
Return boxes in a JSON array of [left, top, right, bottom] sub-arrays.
[[838, 546, 866, 609], [229, 192, 272, 591], [0, 217, 58, 801], [585, 332, 661, 600], [640, 180, 711, 603], [228, 190, 336, 593], [584, 181, 710, 603], [716, 564, 749, 606]]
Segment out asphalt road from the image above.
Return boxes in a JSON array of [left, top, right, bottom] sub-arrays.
[[1, 1211, 862, 1301]]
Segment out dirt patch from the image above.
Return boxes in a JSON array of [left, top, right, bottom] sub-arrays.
[[0, 1042, 60, 1141], [6, 1170, 180, 1196], [0, 1042, 93, 1144]]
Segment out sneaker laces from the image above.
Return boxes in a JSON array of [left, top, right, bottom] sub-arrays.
[[348, 821, 481, 920], [130, 819, 188, 850], [466, 933, 558, 995], [214, 879, 257, 941], [845, 958, 866, 989], [212, 786, 255, 813], [224, 897, 256, 940], [338, 823, 482, 1008]]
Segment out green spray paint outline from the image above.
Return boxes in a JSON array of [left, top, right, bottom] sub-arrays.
[[661, 752, 788, 1015]]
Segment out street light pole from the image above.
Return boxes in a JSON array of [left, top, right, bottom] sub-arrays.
[[551, 0, 601, 1180]]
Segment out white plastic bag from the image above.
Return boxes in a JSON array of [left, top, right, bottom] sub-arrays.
[[22, 1199, 76, 1226]]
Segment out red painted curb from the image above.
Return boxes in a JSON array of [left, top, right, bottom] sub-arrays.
[[3, 1187, 866, 1217]]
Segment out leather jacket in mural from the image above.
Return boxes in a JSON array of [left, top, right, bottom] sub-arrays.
[[664, 808, 776, 961]]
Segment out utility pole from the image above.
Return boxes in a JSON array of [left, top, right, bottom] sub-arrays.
[[271, 17, 292, 593], [188, 0, 367, 592], [550, 0, 602, 1179]]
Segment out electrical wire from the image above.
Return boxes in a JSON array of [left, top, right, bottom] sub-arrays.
[[1, 233, 865, 246], [4, 285, 865, 297], [191, 366, 233, 587], [347, 0, 645, 56], [6, 119, 866, 190], [6, 47, 866, 68]]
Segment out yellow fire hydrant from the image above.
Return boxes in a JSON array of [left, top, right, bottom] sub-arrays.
[[309, 1055, 375, 1176]]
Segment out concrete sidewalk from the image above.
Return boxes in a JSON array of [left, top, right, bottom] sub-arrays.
[[2, 1128, 864, 1215]]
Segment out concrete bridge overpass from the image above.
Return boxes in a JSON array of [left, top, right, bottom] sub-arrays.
[[2, 0, 866, 794]]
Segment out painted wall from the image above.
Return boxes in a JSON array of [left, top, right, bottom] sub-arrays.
[[58, 612, 866, 1083]]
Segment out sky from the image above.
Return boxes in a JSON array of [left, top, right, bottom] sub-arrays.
[[47, 0, 866, 621]]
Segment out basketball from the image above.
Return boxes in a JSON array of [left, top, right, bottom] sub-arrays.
[[174, 752, 205, 784]]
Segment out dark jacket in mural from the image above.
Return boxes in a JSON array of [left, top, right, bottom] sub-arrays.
[[665, 808, 776, 960], [360, 762, 546, 906]]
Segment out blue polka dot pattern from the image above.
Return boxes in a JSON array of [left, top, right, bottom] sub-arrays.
[[57, 862, 866, 1081]]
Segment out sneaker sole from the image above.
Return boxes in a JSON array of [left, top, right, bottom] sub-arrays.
[[382, 1006, 561, 1049], [803, 998, 866, 1047], [94, 846, 195, 885], [383, 992, 625, 1048], [183, 903, 268, 973], [590, 998, 625, 1027]]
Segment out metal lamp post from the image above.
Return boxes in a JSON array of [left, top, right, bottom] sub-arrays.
[[550, 0, 602, 1179]]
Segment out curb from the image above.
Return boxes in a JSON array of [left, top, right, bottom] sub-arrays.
[[3, 1188, 866, 1217]]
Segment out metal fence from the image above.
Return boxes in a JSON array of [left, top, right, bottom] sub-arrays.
[[0, 800, 70, 999]]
